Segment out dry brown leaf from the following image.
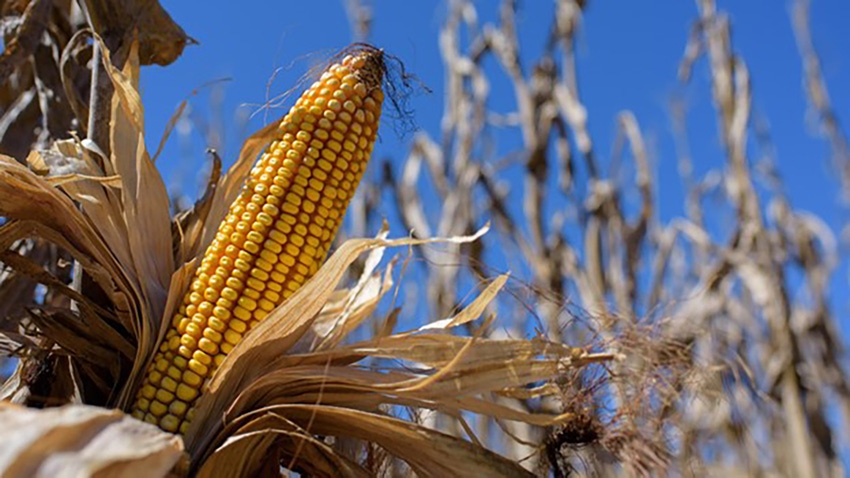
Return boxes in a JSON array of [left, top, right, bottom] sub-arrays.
[[0, 402, 183, 478], [308, 236, 396, 351], [198, 413, 370, 478], [181, 243, 594, 473], [195, 431, 278, 478], [418, 274, 508, 331], [0, 41, 178, 408], [42, 140, 135, 278], [231, 404, 535, 478], [105, 39, 173, 319], [42, 173, 124, 188], [98, 40, 176, 405], [185, 225, 489, 453], [0, 362, 27, 403], [0, 159, 136, 332], [340, 334, 577, 369], [83, 0, 191, 66], [220, 360, 572, 428], [176, 221, 601, 475]]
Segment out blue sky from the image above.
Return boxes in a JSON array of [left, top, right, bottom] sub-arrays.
[[143, 0, 850, 209], [143, 1, 850, 322]]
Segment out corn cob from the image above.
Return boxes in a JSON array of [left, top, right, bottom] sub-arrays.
[[131, 48, 384, 434]]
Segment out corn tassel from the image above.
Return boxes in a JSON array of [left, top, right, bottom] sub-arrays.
[[131, 48, 384, 434]]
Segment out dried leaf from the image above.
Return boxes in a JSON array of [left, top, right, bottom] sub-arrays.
[[309, 239, 395, 350], [186, 225, 489, 453], [105, 39, 173, 319], [418, 274, 508, 331], [0, 403, 183, 478], [232, 405, 534, 478], [83, 0, 192, 66], [199, 414, 369, 478]]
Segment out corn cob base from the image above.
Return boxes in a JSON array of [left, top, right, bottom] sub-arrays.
[[131, 48, 384, 434]]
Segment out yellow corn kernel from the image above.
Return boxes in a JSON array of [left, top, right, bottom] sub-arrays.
[[140, 385, 156, 400], [176, 383, 199, 402], [224, 329, 242, 345], [188, 359, 209, 376], [193, 350, 212, 365], [148, 370, 163, 384], [183, 369, 203, 388], [161, 376, 178, 392], [155, 389, 174, 404], [136, 398, 151, 412], [169, 400, 188, 417], [149, 400, 168, 417], [161, 415, 180, 433]]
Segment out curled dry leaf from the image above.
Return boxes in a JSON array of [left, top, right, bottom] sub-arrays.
[[69, 1, 190, 68], [185, 225, 491, 452], [0, 40, 181, 408], [213, 405, 536, 478], [0, 402, 184, 478], [167, 223, 607, 476]]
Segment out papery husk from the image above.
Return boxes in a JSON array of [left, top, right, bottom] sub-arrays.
[[176, 224, 607, 477], [0, 40, 175, 407], [0, 402, 184, 478]]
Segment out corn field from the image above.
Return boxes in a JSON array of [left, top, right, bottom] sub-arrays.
[[0, 0, 848, 477]]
